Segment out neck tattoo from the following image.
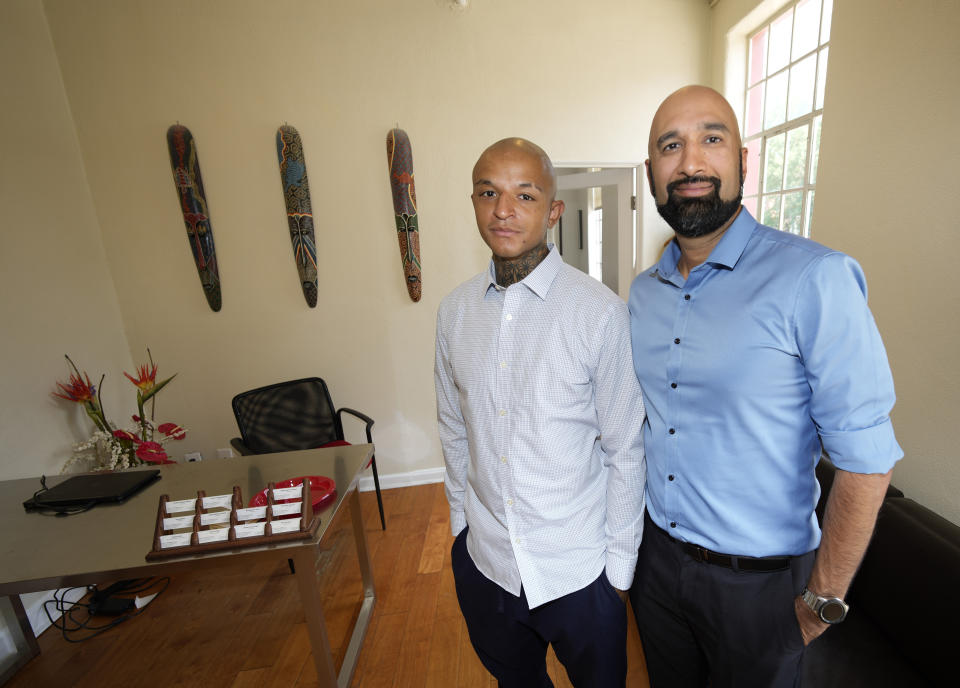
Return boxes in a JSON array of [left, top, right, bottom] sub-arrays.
[[493, 244, 550, 287]]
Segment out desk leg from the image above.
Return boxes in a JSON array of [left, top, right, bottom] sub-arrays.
[[338, 489, 376, 687], [293, 546, 338, 687], [296, 489, 377, 688], [0, 595, 40, 685]]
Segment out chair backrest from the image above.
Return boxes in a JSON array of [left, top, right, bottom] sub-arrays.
[[231, 377, 342, 454]]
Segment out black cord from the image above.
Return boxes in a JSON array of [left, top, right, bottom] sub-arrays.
[[29, 475, 97, 517], [42, 577, 171, 643]]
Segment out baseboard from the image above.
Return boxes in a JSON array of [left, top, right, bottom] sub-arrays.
[[358, 466, 444, 492]]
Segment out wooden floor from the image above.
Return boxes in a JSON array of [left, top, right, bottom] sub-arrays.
[[8, 483, 649, 687]]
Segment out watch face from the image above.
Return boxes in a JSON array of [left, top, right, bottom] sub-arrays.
[[821, 600, 847, 623]]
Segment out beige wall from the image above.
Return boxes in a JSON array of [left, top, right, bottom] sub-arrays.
[[0, 0, 134, 482], [22, 0, 708, 482], [710, 0, 960, 524]]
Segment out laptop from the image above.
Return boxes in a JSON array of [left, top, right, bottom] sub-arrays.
[[23, 469, 161, 512]]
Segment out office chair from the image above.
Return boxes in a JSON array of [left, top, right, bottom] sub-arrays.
[[230, 377, 385, 530]]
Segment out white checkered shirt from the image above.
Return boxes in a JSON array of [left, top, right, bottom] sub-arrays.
[[435, 246, 646, 608]]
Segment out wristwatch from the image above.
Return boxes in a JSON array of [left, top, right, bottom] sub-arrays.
[[801, 587, 849, 624]]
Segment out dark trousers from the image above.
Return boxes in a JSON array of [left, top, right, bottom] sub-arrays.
[[630, 514, 815, 688], [451, 527, 627, 688]]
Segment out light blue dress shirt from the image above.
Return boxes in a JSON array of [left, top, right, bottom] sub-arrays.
[[629, 209, 902, 558], [436, 246, 646, 608]]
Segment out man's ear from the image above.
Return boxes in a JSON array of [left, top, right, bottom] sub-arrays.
[[740, 147, 748, 185], [645, 160, 657, 199], [548, 199, 565, 228]]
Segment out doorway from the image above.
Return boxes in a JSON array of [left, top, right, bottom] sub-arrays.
[[553, 166, 643, 299]]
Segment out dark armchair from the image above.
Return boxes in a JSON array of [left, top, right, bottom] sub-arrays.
[[230, 377, 385, 529]]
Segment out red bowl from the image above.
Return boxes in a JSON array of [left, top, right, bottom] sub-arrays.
[[248, 475, 337, 516]]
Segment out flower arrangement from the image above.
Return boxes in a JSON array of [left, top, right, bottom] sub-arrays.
[[54, 351, 186, 472]]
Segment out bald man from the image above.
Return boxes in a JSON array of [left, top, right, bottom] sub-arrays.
[[435, 138, 646, 686], [627, 86, 902, 686]]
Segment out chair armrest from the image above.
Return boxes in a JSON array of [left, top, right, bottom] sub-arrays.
[[230, 437, 254, 456], [337, 407, 374, 444]]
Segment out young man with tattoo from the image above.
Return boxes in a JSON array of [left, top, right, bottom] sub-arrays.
[[435, 138, 646, 687]]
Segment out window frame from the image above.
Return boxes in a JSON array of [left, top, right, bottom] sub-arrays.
[[741, 0, 832, 237]]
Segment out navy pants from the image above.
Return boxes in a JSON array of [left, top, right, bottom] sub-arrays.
[[451, 527, 627, 687], [630, 514, 815, 688]]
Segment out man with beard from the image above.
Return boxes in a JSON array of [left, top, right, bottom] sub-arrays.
[[627, 85, 902, 687], [436, 138, 646, 686]]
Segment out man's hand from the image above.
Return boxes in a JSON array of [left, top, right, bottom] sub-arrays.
[[793, 596, 828, 645]]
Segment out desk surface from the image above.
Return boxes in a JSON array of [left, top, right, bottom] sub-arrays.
[[0, 444, 373, 595]]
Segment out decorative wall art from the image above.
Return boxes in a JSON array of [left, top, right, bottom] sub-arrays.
[[276, 125, 318, 307], [166, 124, 222, 312], [385, 128, 422, 302]]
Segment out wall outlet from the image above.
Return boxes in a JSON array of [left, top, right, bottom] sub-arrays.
[[216, 447, 234, 459], [185, 451, 202, 462]]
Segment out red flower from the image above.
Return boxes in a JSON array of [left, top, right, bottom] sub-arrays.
[[53, 372, 96, 403], [113, 429, 138, 442], [124, 364, 158, 392], [136, 441, 173, 464], [158, 422, 186, 440]]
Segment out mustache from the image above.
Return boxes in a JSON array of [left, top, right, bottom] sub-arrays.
[[666, 176, 721, 195]]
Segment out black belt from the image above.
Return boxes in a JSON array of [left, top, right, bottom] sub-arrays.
[[649, 518, 791, 572], [678, 541, 790, 572]]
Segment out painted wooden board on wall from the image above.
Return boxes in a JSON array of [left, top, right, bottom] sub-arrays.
[[276, 125, 318, 308], [386, 128, 422, 302], [166, 124, 222, 312]]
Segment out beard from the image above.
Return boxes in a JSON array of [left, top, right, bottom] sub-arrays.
[[655, 165, 743, 238]]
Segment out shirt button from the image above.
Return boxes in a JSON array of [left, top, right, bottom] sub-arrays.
[[505, 313, 513, 321], [500, 361, 507, 369], [670, 521, 677, 528], [684, 294, 691, 301], [674, 338, 680, 344], [669, 428, 676, 435], [499, 409, 506, 416], [501, 456, 507, 463], [506, 498, 514, 506], [668, 474, 675, 481], [670, 382, 678, 389]]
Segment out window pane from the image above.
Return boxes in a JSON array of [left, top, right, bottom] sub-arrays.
[[784, 125, 809, 189], [805, 190, 816, 235], [782, 191, 804, 234], [768, 11, 793, 74], [764, 132, 786, 192], [821, 0, 834, 44], [745, 84, 765, 136], [792, 0, 821, 60], [744, 196, 759, 219], [749, 28, 768, 84], [815, 47, 829, 109], [764, 71, 788, 129], [788, 53, 817, 120], [762, 194, 782, 229], [809, 115, 822, 184], [744, 138, 761, 197]]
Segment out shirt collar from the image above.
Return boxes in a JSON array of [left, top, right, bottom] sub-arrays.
[[653, 207, 758, 283], [482, 243, 562, 300]]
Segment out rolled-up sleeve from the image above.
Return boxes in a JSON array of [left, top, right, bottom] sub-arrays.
[[794, 253, 903, 473]]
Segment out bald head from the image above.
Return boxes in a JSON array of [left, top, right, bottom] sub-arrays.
[[474, 137, 558, 201], [648, 85, 743, 158]]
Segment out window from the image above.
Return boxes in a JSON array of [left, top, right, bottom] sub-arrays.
[[742, 0, 832, 237]]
